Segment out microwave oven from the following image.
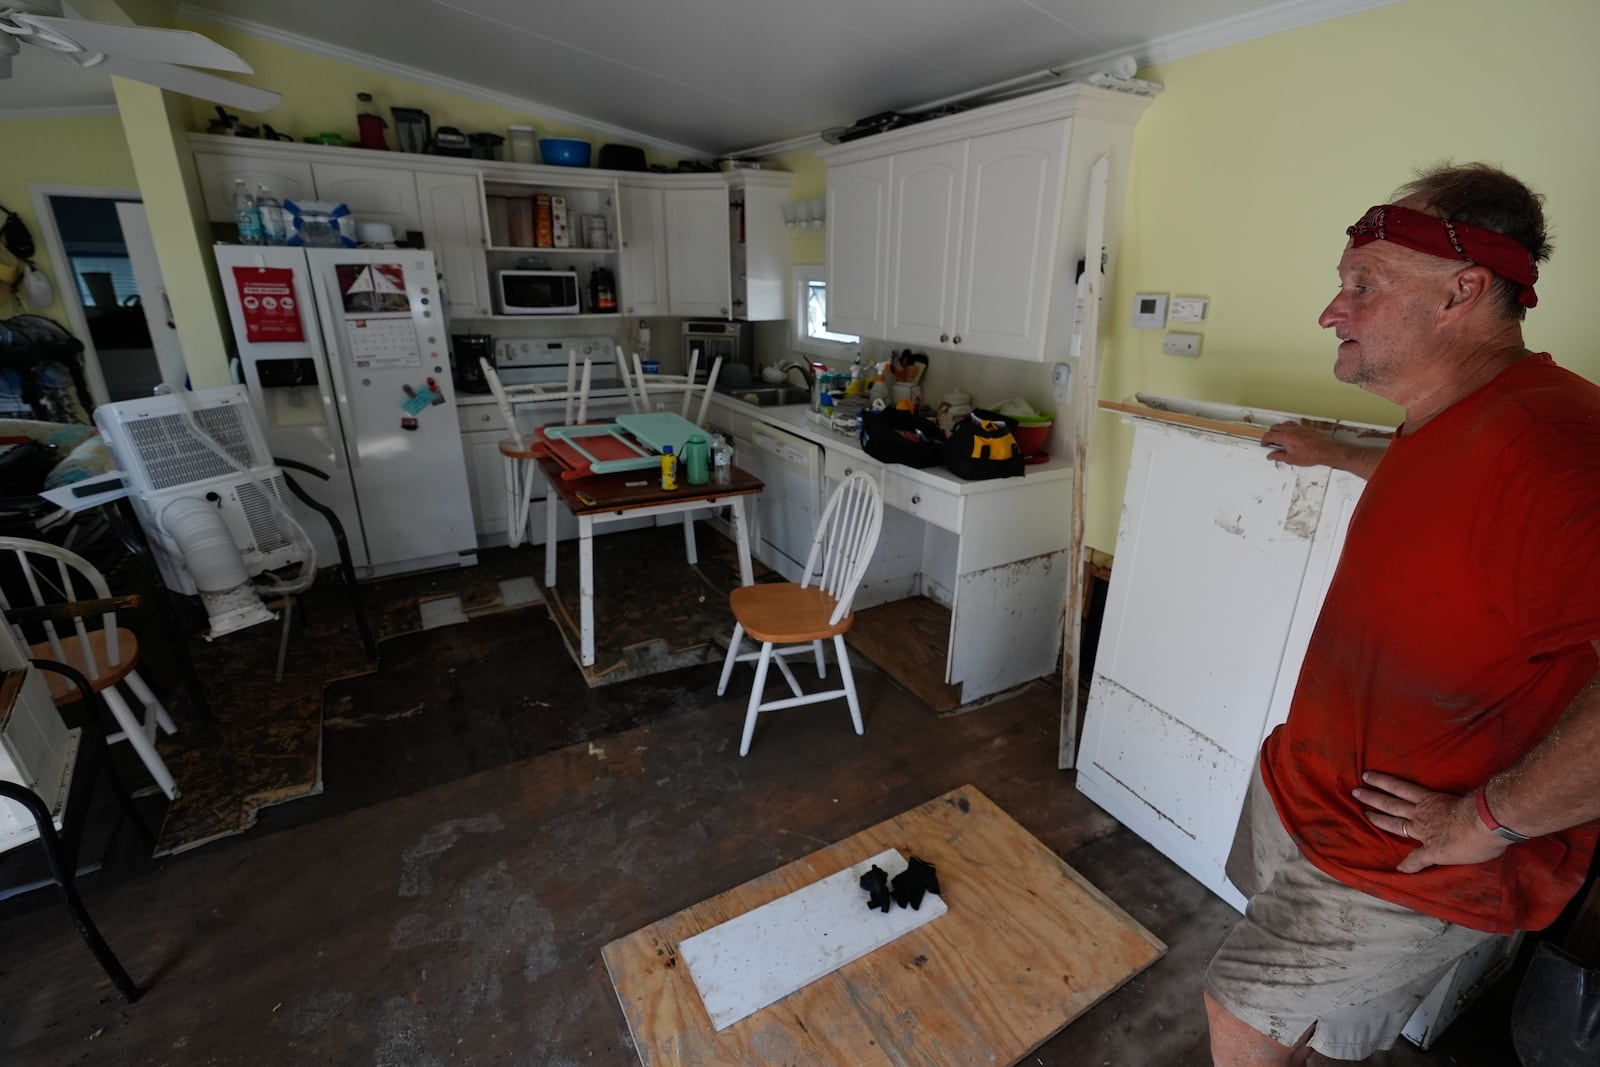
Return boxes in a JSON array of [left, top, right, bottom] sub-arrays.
[[495, 269, 581, 315]]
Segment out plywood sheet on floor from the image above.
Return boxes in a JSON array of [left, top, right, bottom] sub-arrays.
[[846, 596, 964, 712], [603, 784, 1165, 1066], [537, 523, 757, 687]]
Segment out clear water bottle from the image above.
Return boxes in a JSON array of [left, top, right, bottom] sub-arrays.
[[232, 179, 263, 245], [255, 182, 286, 245], [711, 434, 733, 485]]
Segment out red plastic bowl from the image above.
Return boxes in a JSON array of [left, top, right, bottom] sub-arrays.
[[1012, 419, 1053, 456]]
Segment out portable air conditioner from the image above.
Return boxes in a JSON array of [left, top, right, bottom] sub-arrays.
[[95, 386, 308, 636]]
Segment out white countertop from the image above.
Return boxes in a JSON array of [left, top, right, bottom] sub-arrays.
[[708, 394, 1073, 495]]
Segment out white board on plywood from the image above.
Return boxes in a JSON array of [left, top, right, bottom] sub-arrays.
[[679, 848, 946, 1031]]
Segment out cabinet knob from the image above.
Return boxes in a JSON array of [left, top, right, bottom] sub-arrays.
[[953, 335, 962, 345], [844, 467, 853, 476], [480, 413, 491, 423], [720, 307, 728, 316], [940, 333, 949, 343], [625, 306, 633, 314], [912, 494, 921, 505]]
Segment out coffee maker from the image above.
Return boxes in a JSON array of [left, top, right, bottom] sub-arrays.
[[450, 332, 493, 394]]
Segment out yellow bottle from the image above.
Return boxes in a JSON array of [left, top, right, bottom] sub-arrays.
[[660, 445, 677, 490]]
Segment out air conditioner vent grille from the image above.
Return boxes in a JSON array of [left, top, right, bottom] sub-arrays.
[[237, 477, 291, 554], [127, 408, 258, 490]]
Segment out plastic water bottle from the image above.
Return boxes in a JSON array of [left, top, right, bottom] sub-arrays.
[[255, 183, 286, 245], [233, 179, 263, 245], [711, 435, 732, 485]]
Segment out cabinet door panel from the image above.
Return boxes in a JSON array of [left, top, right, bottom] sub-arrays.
[[619, 184, 667, 316], [954, 123, 1066, 361], [311, 163, 423, 235], [886, 142, 965, 348], [416, 171, 490, 317], [194, 152, 314, 224], [825, 157, 892, 339], [664, 186, 731, 317]]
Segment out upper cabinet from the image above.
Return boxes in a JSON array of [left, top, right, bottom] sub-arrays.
[[820, 84, 1152, 362], [189, 134, 791, 325]]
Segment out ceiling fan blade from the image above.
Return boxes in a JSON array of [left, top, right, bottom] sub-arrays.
[[93, 53, 282, 112], [17, 14, 254, 72]]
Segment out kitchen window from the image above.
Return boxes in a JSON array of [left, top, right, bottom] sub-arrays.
[[791, 265, 858, 356]]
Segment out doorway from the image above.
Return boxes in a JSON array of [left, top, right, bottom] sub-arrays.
[[28, 185, 186, 404]]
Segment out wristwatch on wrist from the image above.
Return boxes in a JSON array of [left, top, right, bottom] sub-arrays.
[[1473, 786, 1532, 843]]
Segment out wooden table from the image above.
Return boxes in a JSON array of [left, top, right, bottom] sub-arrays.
[[539, 457, 763, 667], [603, 784, 1166, 1066]]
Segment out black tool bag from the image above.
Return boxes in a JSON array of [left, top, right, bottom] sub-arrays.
[[943, 408, 1025, 480], [859, 408, 945, 468]]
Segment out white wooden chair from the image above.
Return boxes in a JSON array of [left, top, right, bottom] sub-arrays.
[[0, 537, 180, 799], [631, 351, 723, 428], [480, 350, 594, 548], [716, 472, 884, 756]]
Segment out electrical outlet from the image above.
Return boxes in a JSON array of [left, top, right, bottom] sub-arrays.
[[1051, 361, 1072, 403], [1169, 296, 1209, 324], [1163, 331, 1202, 358]]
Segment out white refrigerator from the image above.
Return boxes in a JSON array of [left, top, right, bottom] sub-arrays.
[[215, 244, 476, 579]]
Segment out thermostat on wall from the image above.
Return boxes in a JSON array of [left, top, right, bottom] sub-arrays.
[[1131, 293, 1167, 329]]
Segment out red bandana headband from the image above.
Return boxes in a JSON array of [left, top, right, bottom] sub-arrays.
[[1346, 203, 1539, 308]]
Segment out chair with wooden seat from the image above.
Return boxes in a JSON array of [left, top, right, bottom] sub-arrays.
[[481, 350, 594, 548], [0, 538, 178, 799], [716, 472, 884, 756]]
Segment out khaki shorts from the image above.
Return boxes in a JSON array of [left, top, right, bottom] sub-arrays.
[[1202, 765, 1502, 1061]]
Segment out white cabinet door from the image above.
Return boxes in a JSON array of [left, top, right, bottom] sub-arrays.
[[618, 184, 667, 317], [462, 429, 509, 543], [825, 156, 892, 340], [735, 178, 789, 321], [193, 151, 315, 223], [415, 170, 490, 318], [953, 122, 1066, 361], [664, 186, 732, 318], [310, 162, 423, 235], [1075, 422, 1330, 908], [886, 141, 965, 348]]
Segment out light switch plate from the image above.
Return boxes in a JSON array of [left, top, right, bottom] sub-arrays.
[[1131, 293, 1167, 329], [1169, 296, 1209, 324], [1163, 331, 1202, 358]]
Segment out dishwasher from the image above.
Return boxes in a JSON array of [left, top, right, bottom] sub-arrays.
[[735, 423, 823, 583]]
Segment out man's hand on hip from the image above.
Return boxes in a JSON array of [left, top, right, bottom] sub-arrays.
[[1354, 771, 1509, 873]]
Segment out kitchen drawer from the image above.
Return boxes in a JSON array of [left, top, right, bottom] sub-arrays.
[[883, 474, 960, 533], [823, 448, 884, 485], [459, 403, 506, 433]]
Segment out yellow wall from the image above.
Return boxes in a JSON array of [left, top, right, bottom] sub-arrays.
[[172, 18, 676, 165], [0, 114, 136, 324], [1088, 0, 1600, 550]]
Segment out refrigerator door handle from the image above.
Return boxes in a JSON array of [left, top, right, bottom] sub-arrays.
[[313, 271, 361, 470]]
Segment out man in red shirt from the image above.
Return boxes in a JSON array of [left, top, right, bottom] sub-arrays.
[[1204, 163, 1600, 1064]]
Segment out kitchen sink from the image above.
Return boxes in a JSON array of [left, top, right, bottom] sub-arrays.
[[719, 384, 810, 408]]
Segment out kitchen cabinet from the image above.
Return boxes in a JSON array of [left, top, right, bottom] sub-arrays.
[[416, 170, 490, 317], [710, 395, 1073, 705], [617, 183, 667, 316], [308, 162, 423, 235], [661, 172, 789, 321], [824, 157, 892, 339], [820, 84, 1150, 362], [193, 150, 315, 222]]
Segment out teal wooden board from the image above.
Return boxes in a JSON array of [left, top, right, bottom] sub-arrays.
[[539, 423, 659, 475], [614, 412, 703, 454]]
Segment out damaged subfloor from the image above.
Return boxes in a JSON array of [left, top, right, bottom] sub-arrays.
[[0, 556, 1529, 1065]]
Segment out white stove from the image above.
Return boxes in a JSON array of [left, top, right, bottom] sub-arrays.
[[494, 336, 620, 388]]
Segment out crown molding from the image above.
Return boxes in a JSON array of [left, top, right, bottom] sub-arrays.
[[1051, 0, 1399, 82], [174, 3, 706, 159], [0, 103, 120, 121]]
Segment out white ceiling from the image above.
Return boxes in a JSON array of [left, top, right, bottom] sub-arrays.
[[1, 0, 1391, 154]]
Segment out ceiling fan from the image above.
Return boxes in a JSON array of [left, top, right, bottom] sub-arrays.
[[0, 1, 280, 112]]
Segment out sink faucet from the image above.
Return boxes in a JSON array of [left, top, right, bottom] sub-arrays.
[[780, 359, 816, 396]]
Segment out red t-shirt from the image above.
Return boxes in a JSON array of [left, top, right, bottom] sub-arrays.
[[1262, 354, 1600, 934]]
